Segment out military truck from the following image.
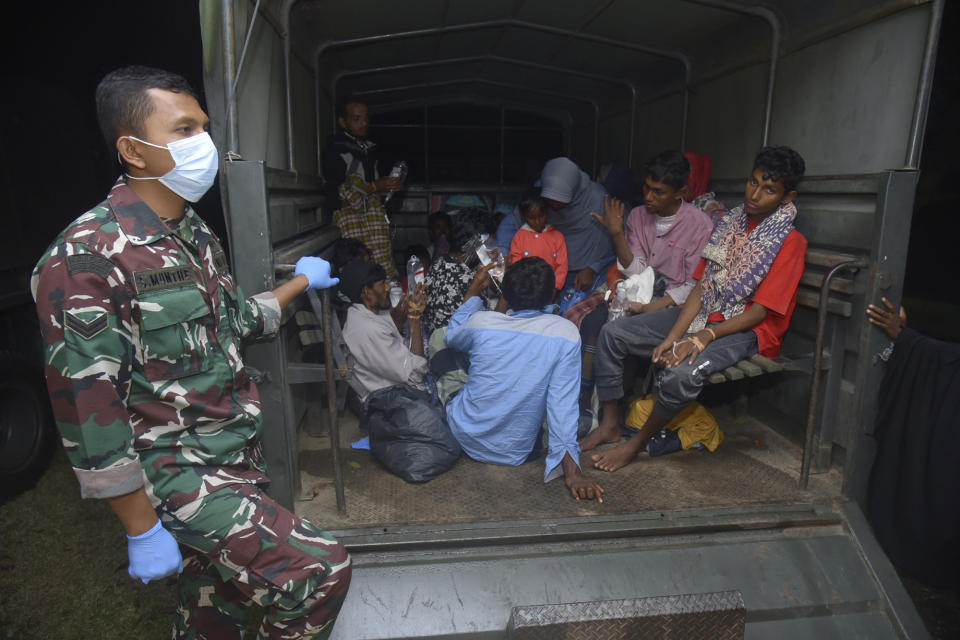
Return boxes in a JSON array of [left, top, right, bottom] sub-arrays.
[[198, 1, 944, 637]]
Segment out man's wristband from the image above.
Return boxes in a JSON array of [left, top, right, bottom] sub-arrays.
[[704, 327, 717, 341]]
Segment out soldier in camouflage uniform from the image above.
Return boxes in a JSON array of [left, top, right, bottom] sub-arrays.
[[31, 66, 350, 639]]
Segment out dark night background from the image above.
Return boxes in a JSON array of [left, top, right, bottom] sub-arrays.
[[0, 2, 957, 634]]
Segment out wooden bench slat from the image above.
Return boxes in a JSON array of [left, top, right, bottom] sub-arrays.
[[750, 354, 785, 373], [799, 271, 854, 294], [723, 366, 745, 381], [796, 290, 853, 317], [735, 360, 763, 377], [804, 249, 860, 268]]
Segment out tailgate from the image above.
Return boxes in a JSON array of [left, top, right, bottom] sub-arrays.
[[329, 501, 927, 639]]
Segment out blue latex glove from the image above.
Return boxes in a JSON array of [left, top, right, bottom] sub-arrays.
[[295, 256, 340, 290], [126, 519, 183, 584]]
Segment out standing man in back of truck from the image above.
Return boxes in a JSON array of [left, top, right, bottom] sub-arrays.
[[32, 65, 351, 639], [323, 99, 403, 281]]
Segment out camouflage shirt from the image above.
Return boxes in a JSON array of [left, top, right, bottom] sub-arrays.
[[31, 179, 281, 504]]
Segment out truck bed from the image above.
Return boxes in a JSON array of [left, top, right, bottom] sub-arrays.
[[295, 405, 925, 640], [295, 404, 842, 531]]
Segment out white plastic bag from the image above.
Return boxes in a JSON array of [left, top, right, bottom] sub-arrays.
[[623, 266, 655, 304]]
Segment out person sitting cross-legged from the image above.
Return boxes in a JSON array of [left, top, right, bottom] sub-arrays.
[[341, 260, 428, 401], [443, 258, 605, 502], [582, 145, 809, 471]]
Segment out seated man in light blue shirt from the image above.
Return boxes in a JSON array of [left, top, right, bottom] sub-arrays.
[[444, 258, 605, 502]]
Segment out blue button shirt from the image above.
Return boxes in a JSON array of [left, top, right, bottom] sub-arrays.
[[444, 297, 582, 482]]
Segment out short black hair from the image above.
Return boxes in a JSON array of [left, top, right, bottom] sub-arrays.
[[753, 145, 806, 193], [336, 97, 366, 120], [332, 237, 370, 274], [95, 65, 199, 151], [644, 150, 690, 190], [501, 257, 555, 311], [519, 189, 548, 217]]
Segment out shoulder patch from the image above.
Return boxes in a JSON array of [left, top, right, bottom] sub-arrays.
[[133, 266, 198, 294], [64, 310, 108, 340], [66, 254, 115, 279], [211, 245, 229, 273]]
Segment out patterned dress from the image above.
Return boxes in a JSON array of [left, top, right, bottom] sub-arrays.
[[422, 255, 476, 337]]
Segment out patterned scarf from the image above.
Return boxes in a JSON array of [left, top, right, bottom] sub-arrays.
[[689, 202, 797, 333]]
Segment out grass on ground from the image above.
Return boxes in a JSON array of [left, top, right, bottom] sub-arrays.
[[0, 448, 177, 639]]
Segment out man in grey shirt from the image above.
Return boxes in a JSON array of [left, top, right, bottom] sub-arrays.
[[341, 260, 428, 399]]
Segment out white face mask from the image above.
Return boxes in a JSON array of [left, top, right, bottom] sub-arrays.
[[124, 132, 219, 202]]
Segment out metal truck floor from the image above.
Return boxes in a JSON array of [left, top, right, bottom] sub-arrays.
[[295, 406, 842, 531]]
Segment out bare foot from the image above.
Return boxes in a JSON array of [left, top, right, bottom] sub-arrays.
[[580, 423, 620, 451], [591, 439, 644, 472]]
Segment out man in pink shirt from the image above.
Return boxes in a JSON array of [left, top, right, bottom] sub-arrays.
[[592, 150, 714, 313], [576, 151, 714, 425]]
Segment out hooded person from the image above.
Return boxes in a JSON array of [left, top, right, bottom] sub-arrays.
[[539, 158, 616, 292]]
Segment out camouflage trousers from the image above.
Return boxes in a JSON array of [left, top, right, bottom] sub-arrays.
[[162, 481, 351, 639]]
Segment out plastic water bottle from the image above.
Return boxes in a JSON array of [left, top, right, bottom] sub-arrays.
[[476, 234, 505, 282], [406, 254, 424, 288], [607, 281, 627, 321], [384, 160, 408, 203]]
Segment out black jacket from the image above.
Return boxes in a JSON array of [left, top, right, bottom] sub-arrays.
[[321, 131, 380, 211]]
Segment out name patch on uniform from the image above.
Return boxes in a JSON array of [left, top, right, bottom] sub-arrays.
[[133, 266, 197, 294]]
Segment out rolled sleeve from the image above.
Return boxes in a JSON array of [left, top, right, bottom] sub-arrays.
[[32, 246, 141, 498], [617, 255, 648, 277], [74, 460, 145, 499], [249, 291, 282, 337]]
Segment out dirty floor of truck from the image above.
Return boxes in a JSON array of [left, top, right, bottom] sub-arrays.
[[295, 403, 842, 530]]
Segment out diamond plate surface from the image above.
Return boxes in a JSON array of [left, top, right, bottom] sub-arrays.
[[507, 591, 746, 639]]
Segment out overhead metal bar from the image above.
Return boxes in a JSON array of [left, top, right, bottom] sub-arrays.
[[904, 0, 943, 169], [312, 18, 694, 167], [354, 78, 601, 175], [332, 54, 629, 93], [314, 18, 689, 71], [334, 55, 631, 171], [683, 0, 781, 147]]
